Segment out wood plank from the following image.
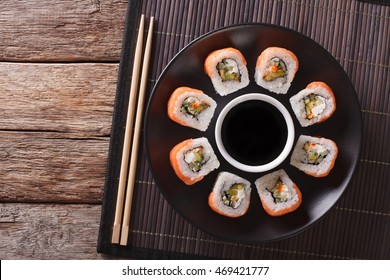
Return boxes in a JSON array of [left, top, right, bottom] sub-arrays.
[[0, 62, 117, 135], [0, 0, 128, 62], [0, 132, 108, 203], [0, 203, 105, 259]]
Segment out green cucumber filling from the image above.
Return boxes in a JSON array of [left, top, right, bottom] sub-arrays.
[[263, 57, 287, 81], [222, 183, 245, 209], [184, 146, 205, 172], [270, 179, 291, 203], [304, 94, 326, 120], [181, 96, 210, 118], [216, 58, 241, 82], [303, 141, 329, 165]]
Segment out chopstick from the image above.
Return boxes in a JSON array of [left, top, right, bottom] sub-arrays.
[[111, 14, 144, 244], [111, 14, 154, 245], [119, 16, 154, 246]]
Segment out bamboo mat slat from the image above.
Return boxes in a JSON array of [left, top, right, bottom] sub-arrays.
[[98, 0, 390, 259]]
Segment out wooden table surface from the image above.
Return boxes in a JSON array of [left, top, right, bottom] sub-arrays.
[[0, 0, 130, 259]]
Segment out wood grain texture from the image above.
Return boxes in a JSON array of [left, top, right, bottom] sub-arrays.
[[0, 0, 130, 259], [0, 0, 128, 62], [0, 62, 117, 135], [0, 132, 108, 203], [0, 62, 118, 203], [0, 203, 104, 259]]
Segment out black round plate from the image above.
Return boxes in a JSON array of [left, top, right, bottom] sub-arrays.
[[144, 24, 362, 242]]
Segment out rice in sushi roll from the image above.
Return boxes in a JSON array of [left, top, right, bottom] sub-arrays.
[[204, 47, 249, 96], [167, 86, 217, 131], [170, 137, 220, 185], [208, 172, 251, 218], [254, 47, 299, 94], [255, 169, 302, 216], [290, 135, 338, 177], [289, 81, 336, 127]]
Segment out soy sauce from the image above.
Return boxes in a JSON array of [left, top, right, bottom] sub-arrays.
[[221, 100, 288, 166]]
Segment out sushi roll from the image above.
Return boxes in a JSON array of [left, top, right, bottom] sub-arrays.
[[204, 47, 249, 96], [290, 135, 338, 177], [255, 169, 302, 216], [254, 47, 299, 94], [169, 137, 220, 185], [289, 81, 336, 127], [167, 86, 217, 131], [208, 172, 251, 218]]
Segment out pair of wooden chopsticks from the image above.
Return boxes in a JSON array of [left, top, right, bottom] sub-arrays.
[[111, 14, 154, 246]]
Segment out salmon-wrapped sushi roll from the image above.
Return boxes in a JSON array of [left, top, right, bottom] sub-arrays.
[[255, 169, 302, 216], [290, 135, 338, 177], [208, 172, 251, 218], [289, 81, 336, 127], [170, 137, 220, 185], [204, 47, 249, 96], [167, 86, 217, 131], [254, 47, 299, 94]]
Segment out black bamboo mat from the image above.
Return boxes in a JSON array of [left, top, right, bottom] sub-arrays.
[[358, 0, 390, 5], [98, 0, 390, 259]]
